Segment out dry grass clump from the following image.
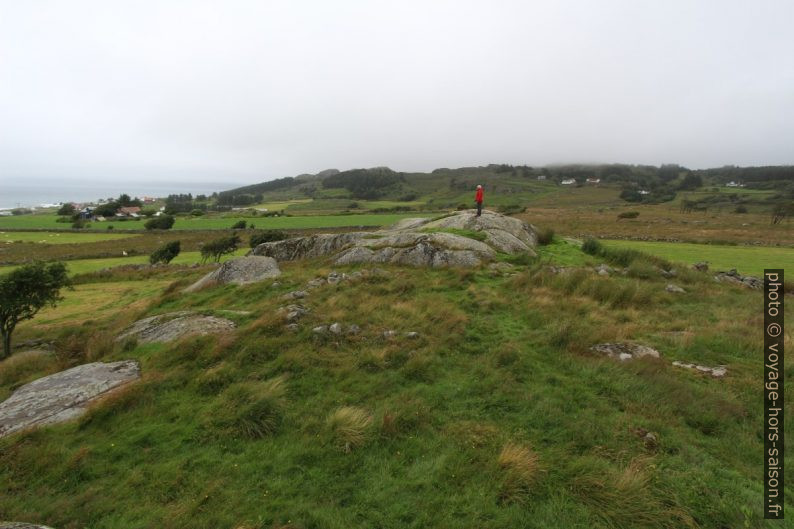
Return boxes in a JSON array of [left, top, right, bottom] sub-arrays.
[[498, 442, 542, 504], [326, 406, 373, 452]]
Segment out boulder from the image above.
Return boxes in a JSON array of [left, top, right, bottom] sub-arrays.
[[250, 210, 537, 268], [590, 342, 661, 361], [665, 284, 686, 293], [117, 311, 235, 344], [672, 361, 727, 378], [0, 360, 140, 438], [184, 256, 281, 292], [714, 269, 762, 290]]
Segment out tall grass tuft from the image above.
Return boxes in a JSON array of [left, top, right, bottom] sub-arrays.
[[498, 442, 542, 504], [326, 406, 373, 452], [206, 376, 287, 439], [536, 227, 555, 245]]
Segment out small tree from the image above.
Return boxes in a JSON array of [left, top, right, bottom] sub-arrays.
[[145, 215, 175, 230], [231, 220, 248, 229], [201, 235, 240, 263], [150, 241, 181, 264], [57, 203, 76, 216], [0, 261, 70, 359], [249, 230, 287, 248]]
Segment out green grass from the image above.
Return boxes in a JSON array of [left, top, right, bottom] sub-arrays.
[[0, 231, 138, 244], [0, 213, 434, 231], [602, 239, 794, 277], [0, 249, 248, 276], [0, 245, 790, 528]]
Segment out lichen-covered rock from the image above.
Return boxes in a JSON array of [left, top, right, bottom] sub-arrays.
[[184, 256, 281, 292], [116, 311, 235, 344], [590, 342, 661, 361], [714, 268, 762, 290], [250, 210, 537, 268], [672, 361, 727, 378], [0, 360, 140, 438]]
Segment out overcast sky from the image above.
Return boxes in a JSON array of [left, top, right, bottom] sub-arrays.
[[1, 0, 793, 187]]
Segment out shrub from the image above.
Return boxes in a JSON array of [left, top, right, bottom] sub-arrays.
[[581, 237, 603, 256], [71, 219, 86, 229], [498, 442, 542, 504], [734, 205, 748, 214], [57, 203, 76, 216], [231, 220, 248, 229], [144, 215, 175, 230], [249, 230, 287, 248], [191, 209, 205, 216], [327, 406, 373, 452], [149, 241, 181, 265], [617, 211, 640, 219], [536, 227, 555, 245], [200, 234, 240, 263]]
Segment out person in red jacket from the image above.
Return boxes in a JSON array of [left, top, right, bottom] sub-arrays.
[[475, 184, 484, 216]]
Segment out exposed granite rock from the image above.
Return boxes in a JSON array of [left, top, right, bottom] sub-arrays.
[[116, 311, 235, 344], [672, 361, 727, 378], [250, 210, 537, 268], [665, 284, 686, 293], [714, 268, 762, 290], [0, 523, 56, 529], [184, 256, 281, 292], [0, 360, 140, 438], [591, 342, 661, 361]]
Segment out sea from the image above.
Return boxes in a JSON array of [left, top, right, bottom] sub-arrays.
[[0, 179, 247, 210]]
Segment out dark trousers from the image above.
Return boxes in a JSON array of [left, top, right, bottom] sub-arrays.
[[476, 201, 482, 216]]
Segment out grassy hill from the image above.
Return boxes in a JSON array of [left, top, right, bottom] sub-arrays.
[[1, 235, 790, 528]]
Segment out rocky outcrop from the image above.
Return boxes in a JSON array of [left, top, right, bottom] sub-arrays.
[[184, 256, 281, 292], [0, 360, 140, 438], [590, 342, 661, 361], [116, 311, 236, 344], [251, 210, 537, 268], [0, 523, 56, 529], [713, 269, 762, 290], [672, 361, 727, 378]]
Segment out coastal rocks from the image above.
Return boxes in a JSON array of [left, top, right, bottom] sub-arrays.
[[590, 342, 661, 361], [672, 361, 727, 378], [250, 210, 537, 268], [713, 269, 762, 290], [116, 311, 236, 344], [0, 360, 140, 438], [184, 256, 281, 292]]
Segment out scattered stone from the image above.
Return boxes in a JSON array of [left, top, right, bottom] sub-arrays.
[[281, 304, 309, 323], [285, 323, 300, 332], [692, 261, 709, 272], [590, 342, 661, 361], [713, 268, 762, 290], [184, 256, 281, 292], [329, 322, 343, 335], [312, 325, 328, 334], [659, 268, 677, 279], [281, 290, 308, 301], [594, 263, 612, 276], [348, 324, 361, 335], [665, 284, 686, 294], [270, 281, 281, 288], [0, 360, 140, 438], [382, 330, 397, 339], [405, 332, 420, 339], [488, 262, 515, 274], [306, 278, 326, 289], [326, 271, 349, 284], [117, 311, 236, 344], [672, 361, 727, 378]]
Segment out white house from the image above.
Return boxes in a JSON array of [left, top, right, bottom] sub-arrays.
[[639, 190, 651, 195], [586, 178, 601, 184], [561, 178, 576, 185], [537, 175, 547, 181]]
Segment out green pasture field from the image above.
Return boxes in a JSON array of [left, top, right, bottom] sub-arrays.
[[0, 231, 138, 244], [602, 239, 793, 277], [0, 213, 435, 231]]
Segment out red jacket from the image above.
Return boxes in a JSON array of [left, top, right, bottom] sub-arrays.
[[475, 188, 483, 202]]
